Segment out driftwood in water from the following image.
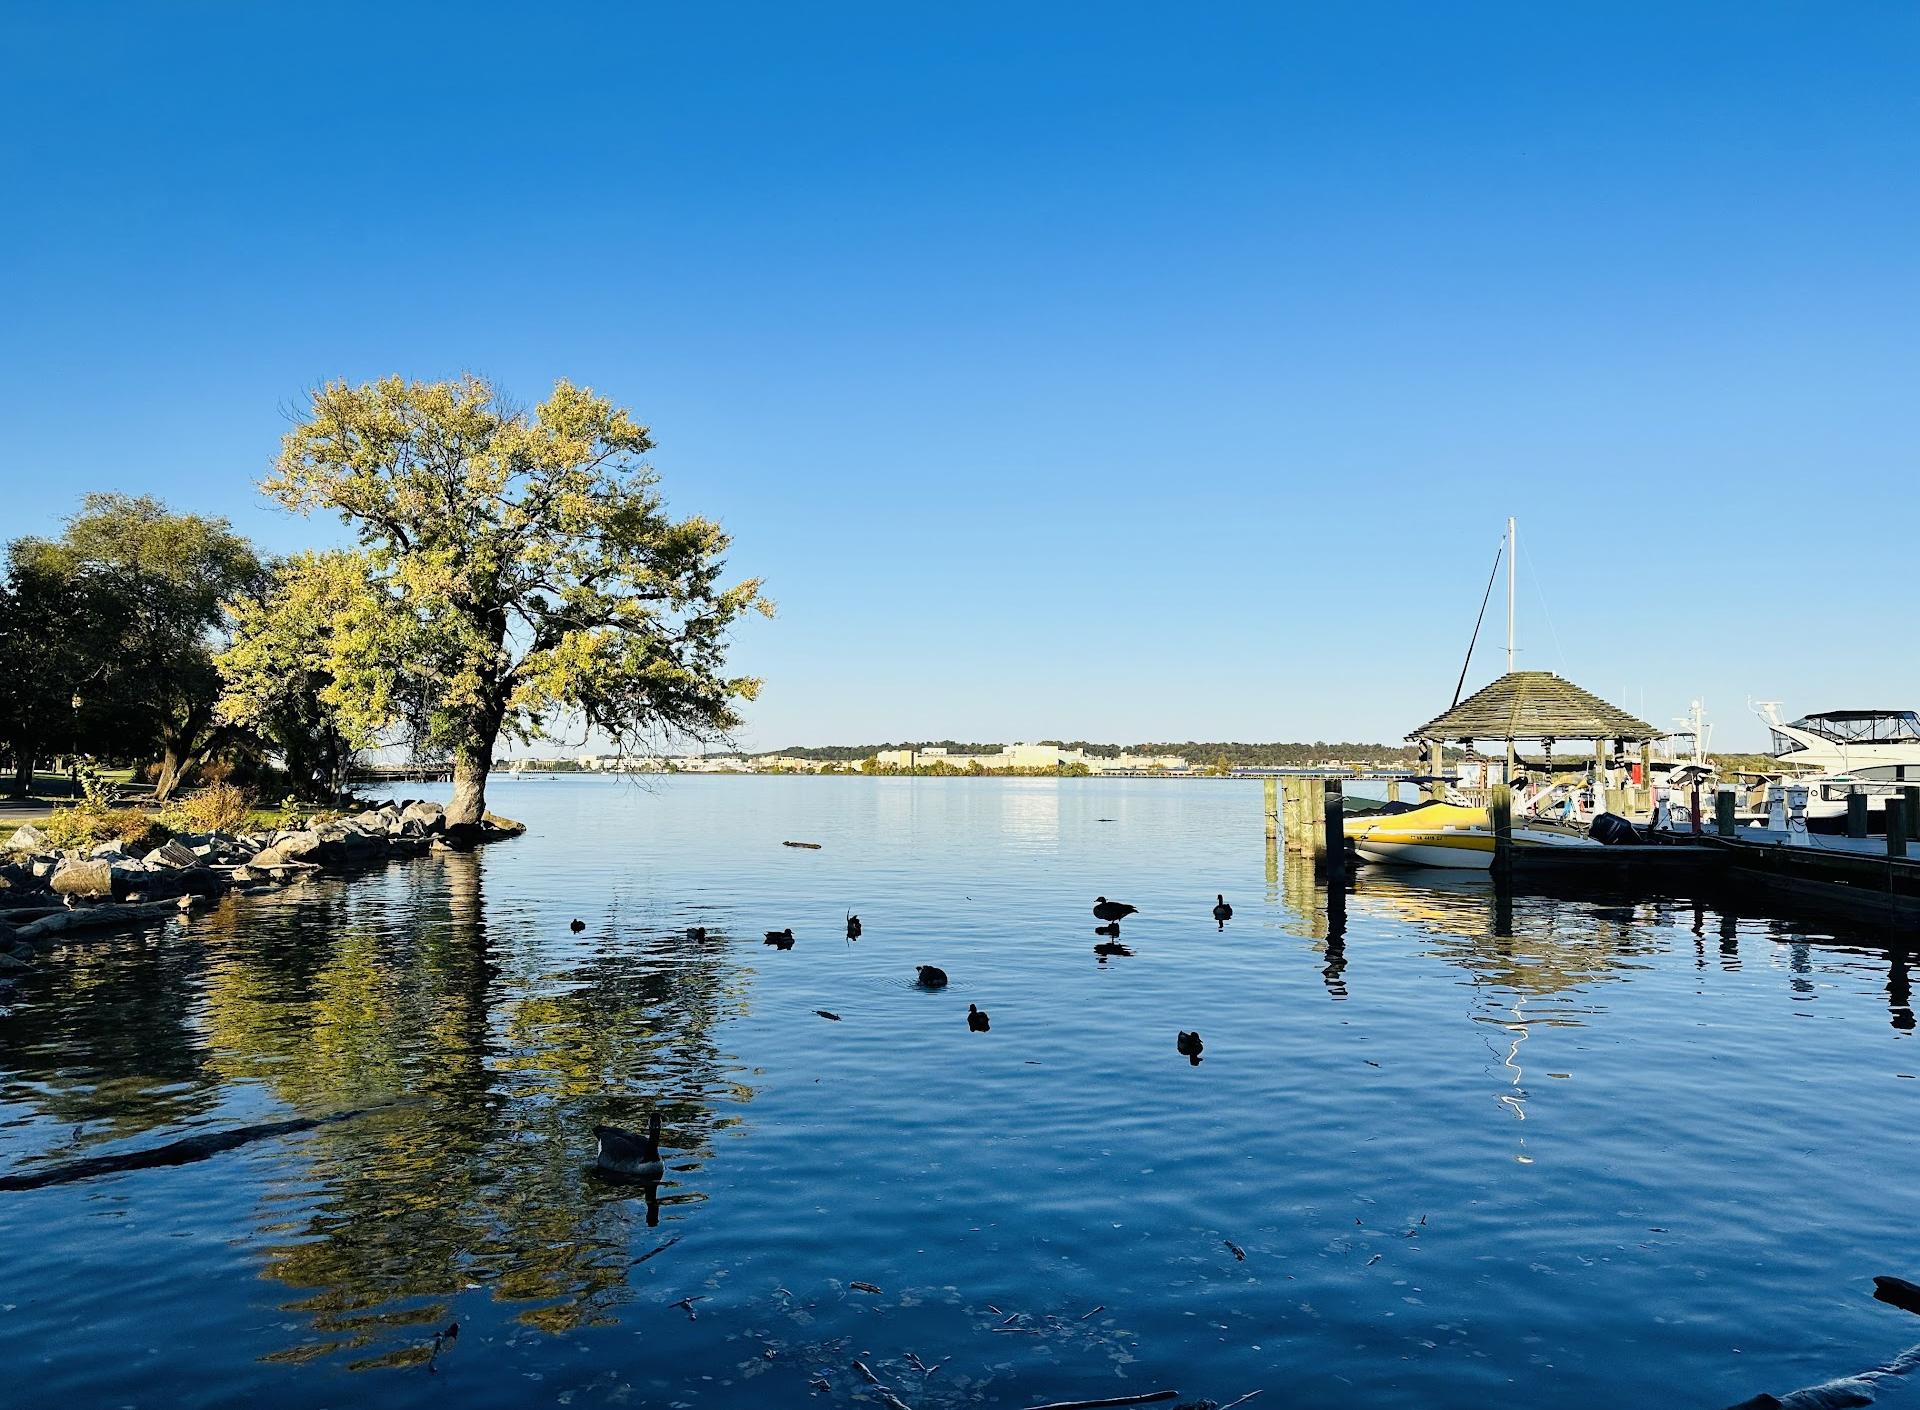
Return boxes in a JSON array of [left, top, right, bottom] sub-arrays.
[[14, 898, 198, 941], [0, 1105, 387, 1191], [1022, 1393, 1180, 1410], [1876, 1276, 1920, 1316], [782, 840, 823, 849]]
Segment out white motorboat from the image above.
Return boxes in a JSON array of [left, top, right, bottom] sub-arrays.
[[1756, 704, 1920, 783], [1344, 801, 1603, 870]]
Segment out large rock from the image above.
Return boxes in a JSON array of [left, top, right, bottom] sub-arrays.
[[144, 840, 200, 869], [124, 865, 221, 901], [51, 859, 121, 899], [252, 830, 322, 867], [6, 823, 49, 852], [399, 801, 447, 835], [88, 841, 131, 862]]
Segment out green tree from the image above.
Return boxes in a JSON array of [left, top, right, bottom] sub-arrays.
[[8, 495, 263, 799], [0, 543, 99, 793], [265, 376, 770, 826], [215, 550, 396, 800]]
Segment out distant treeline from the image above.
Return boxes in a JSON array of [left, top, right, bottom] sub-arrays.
[[758, 740, 1415, 766]]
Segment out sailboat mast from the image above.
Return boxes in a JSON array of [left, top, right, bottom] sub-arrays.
[[1505, 516, 1516, 674]]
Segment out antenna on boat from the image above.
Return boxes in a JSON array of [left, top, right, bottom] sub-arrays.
[[1506, 516, 1516, 674]]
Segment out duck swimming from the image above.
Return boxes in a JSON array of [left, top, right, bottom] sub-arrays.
[[967, 1003, 990, 1032], [846, 914, 862, 940], [1093, 897, 1138, 924], [569, 918, 586, 933], [1177, 1030, 1204, 1064], [916, 965, 949, 989], [687, 926, 707, 941], [593, 1112, 664, 1179], [1212, 894, 1233, 929], [764, 928, 795, 949]]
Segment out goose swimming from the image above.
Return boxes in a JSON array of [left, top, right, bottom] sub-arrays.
[[846, 914, 862, 940], [764, 928, 795, 949], [916, 965, 949, 989], [593, 1113, 664, 1179], [1177, 1030, 1204, 1063], [687, 926, 707, 941], [569, 918, 586, 933], [967, 1003, 990, 1032], [1093, 897, 1137, 924], [1212, 894, 1233, 929]]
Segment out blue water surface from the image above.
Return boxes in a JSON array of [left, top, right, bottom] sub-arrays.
[[3, 776, 1918, 1409]]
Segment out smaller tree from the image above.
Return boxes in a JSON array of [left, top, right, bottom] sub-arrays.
[[216, 550, 396, 800], [21, 495, 264, 799]]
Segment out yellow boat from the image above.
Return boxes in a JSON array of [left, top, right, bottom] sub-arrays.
[[1342, 801, 1599, 870]]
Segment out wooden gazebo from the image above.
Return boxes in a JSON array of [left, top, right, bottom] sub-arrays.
[[1409, 671, 1658, 807]]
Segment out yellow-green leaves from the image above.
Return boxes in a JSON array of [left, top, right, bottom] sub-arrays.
[[260, 376, 768, 792]]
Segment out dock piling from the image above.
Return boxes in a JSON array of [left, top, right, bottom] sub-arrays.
[[1715, 790, 1736, 839], [1264, 775, 1278, 840], [1889, 798, 1909, 860], [1490, 783, 1514, 879], [1847, 789, 1869, 840], [1321, 780, 1345, 881]]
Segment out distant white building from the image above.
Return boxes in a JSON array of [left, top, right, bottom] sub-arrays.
[[869, 742, 1189, 773]]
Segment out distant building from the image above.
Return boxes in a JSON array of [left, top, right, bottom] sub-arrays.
[[868, 742, 1189, 774]]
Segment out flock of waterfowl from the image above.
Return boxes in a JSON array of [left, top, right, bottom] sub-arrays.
[[585, 890, 1234, 1176]]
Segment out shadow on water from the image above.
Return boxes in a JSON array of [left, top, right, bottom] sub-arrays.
[[1, 849, 754, 1366]]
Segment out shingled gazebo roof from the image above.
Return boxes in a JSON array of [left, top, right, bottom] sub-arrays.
[[1408, 671, 1656, 744]]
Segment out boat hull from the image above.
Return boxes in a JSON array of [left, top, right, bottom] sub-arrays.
[[1351, 835, 1494, 870]]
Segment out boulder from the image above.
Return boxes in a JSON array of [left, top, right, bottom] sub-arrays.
[[144, 840, 200, 869], [399, 800, 446, 834], [88, 841, 131, 862], [252, 830, 322, 867], [122, 865, 221, 901], [0, 951, 29, 973], [6, 823, 49, 852], [51, 859, 121, 899]]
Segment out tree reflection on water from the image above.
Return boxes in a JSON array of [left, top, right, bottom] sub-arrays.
[[4, 852, 753, 1366]]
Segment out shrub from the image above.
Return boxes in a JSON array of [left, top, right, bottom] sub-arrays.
[[39, 805, 171, 853], [171, 782, 254, 836]]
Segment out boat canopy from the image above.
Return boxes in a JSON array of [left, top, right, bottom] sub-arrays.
[[1789, 710, 1920, 744]]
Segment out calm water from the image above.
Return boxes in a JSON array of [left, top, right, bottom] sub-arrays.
[[3, 777, 1919, 1409]]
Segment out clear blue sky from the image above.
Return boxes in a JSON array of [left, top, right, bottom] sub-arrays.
[[3, 3, 1915, 752]]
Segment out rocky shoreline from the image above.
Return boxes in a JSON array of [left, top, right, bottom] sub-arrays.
[[0, 799, 524, 992]]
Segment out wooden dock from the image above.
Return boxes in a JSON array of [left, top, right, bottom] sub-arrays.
[[1267, 773, 1920, 923], [1708, 834, 1920, 924]]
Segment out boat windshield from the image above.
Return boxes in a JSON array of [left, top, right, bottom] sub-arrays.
[[1787, 711, 1920, 745]]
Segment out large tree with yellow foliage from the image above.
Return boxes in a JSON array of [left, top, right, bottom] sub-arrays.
[[261, 376, 769, 827]]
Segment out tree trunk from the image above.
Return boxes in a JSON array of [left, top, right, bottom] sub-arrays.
[[153, 745, 188, 801], [447, 740, 492, 828], [10, 740, 33, 798]]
